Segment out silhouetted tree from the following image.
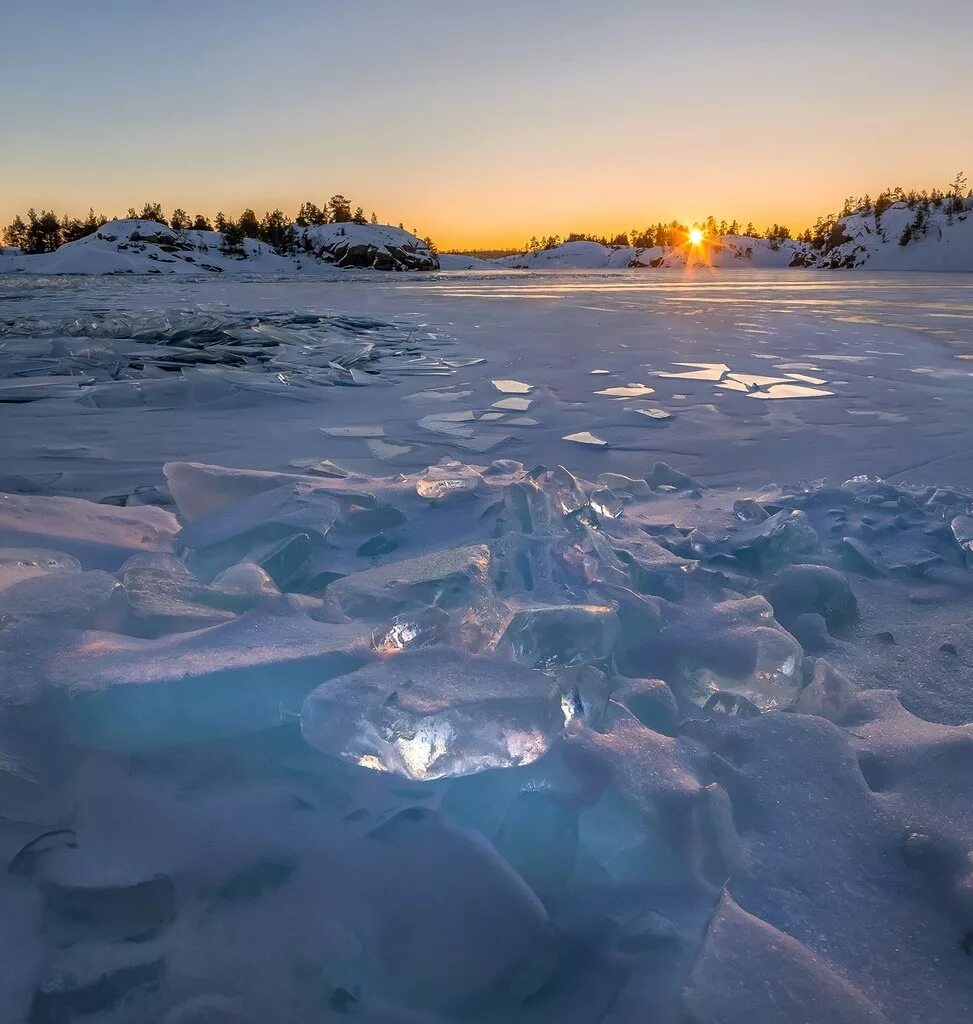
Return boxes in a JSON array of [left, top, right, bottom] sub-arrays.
[[237, 209, 260, 239], [192, 214, 213, 231], [258, 209, 291, 251], [329, 195, 352, 222], [296, 201, 327, 226], [220, 220, 246, 255], [352, 206, 367, 225], [3, 214, 28, 249], [138, 202, 166, 225]]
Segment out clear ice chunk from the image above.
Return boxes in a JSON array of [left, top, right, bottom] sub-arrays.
[[688, 623, 803, 711], [0, 548, 81, 593], [416, 462, 483, 500], [0, 569, 124, 629], [301, 649, 562, 781], [547, 466, 588, 515], [589, 489, 625, 519], [499, 601, 619, 669], [325, 544, 491, 619]]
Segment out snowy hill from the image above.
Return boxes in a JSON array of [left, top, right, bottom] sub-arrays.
[[445, 235, 799, 271], [0, 219, 439, 275], [791, 201, 973, 270]]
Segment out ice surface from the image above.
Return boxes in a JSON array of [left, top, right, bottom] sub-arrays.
[[301, 650, 562, 780], [4, 272, 973, 1022]]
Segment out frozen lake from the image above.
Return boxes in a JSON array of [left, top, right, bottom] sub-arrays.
[[1, 269, 973, 1023], [3, 270, 973, 501]]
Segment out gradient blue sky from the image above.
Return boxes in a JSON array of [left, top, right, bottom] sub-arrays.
[[1, 0, 970, 247]]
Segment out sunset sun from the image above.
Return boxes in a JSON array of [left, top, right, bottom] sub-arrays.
[[689, 227, 704, 245]]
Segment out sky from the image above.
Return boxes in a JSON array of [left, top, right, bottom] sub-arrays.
[[1, 0, 970, 249]]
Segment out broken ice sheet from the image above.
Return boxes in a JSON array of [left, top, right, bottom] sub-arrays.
[[321, 425, 386, 438], [593, 384, 655, 398], [491, 379, 533, 394], [563, 431, 606, 446], [449, 432, 514, 454], [47, 614, 371, 750], [748, 383, 833, 399], [300, 649, 562, 781], [656, 362, 730, 381], [506, 416, 538, 426], [366, 439, 413, 460], [589, 369, 611, 375], [287, 458, 350, 478], [627, 405, 672, 421], [418, 411, 476, 437], [492, 397, 532, 411]]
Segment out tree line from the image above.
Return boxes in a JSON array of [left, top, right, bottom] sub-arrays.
[[3, 196, 392, 255], [522, 217, 793, 254], [806, 173, 969, 252], [513, 173, 970, 255]]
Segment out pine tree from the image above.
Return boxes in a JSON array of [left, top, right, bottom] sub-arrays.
[[352, 206, 367, 225], [237, 209, 260, 239], [220, 220, 246, 255], [3, 214, 28, 249], [329, 195, 352, 222], [170, 208, 190, 231], [370, 212, 378, 224], [192, 214, 213, 231], [214, 212, 228, 232], [258, 209, 290, 251], [138, 202, 166, 225]]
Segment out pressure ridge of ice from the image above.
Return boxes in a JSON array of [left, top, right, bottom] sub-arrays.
[[3, 458, 973, 1022]]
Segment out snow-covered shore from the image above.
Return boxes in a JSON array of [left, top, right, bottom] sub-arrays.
[[441, 201, 973, 274], [0, 219, 439, 276]]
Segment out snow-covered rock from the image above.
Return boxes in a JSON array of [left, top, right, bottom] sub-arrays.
[[438, 253, 506, 270], [792, 201, 973, 271], [0, 219, 438, 276], [295, 223, 438, 271]]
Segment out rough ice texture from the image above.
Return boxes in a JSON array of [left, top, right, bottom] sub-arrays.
[[301, 649, 562, 781], [2, 265, 973, 1021]]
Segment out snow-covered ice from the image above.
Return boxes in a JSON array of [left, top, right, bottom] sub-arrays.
[[1, 268, 973, 1022]]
